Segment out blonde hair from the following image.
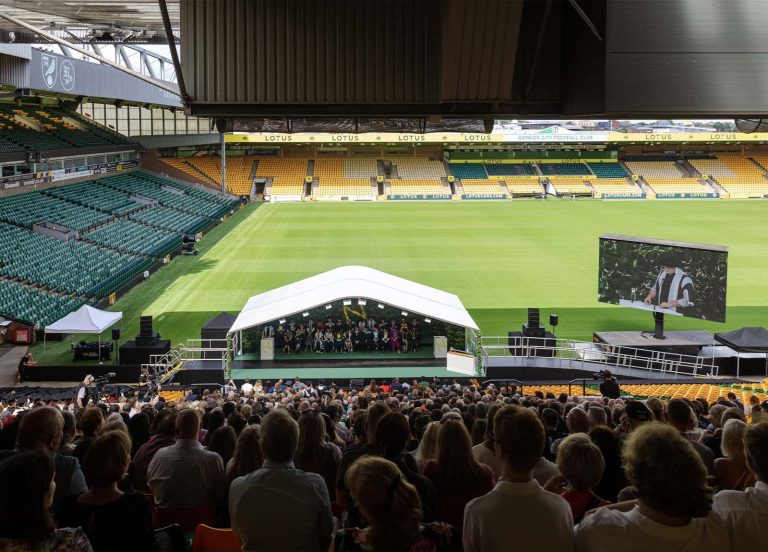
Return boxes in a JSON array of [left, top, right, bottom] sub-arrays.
[[623, 423, 712, 518], [346, 456, 421, 552], [721, 419, 748, 462], [414, 421, 440, 469], [557, 433, 605, 492]]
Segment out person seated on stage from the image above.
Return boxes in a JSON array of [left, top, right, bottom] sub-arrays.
[[400, 325, 410, 354], [334, 330, 344, 354], [390, 325, 400, 353], [411, 320, 420, 352], [294, 326, 305, 354], [365, 327, 376, 353], [314, 330, 325, 353], [324, 329, 334, 353], [275, 327, 285, 351], [352, 328, 363, 352], [380, 331, 390, 352], [282, 330, 293, 354], [344, 331, 353, 353]]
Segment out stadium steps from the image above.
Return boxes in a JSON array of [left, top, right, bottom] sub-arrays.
[[706, 178, 729, 198], [249, 159, 260, 180], [376, 160, 387, 177], [678, 159, 700, 178], [635, 177, 657, 199], [184, 160, 220, 188], [307, 159, 315, 177], [750, 157, 768, 173]]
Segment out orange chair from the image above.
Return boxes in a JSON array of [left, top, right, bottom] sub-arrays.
[[153, 505, 216, 533], [192, 524, 242, 552]]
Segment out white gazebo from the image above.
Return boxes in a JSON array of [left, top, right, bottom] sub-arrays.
[[229, 266, 480, 363], [44, 305, 123, 362]]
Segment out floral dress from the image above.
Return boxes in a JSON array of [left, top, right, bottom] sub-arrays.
[[0, 528, 93, 552]]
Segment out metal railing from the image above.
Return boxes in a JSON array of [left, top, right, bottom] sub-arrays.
[[142, 339, 229, 384], [480, 335, 717, 379]]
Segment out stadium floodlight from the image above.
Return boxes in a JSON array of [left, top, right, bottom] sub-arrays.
[[302, 312, 309, 317], [424, 318, 432, 324], [358, 299, 367, 306], [325, 304, 333, 310], [343, 299, 352, 306], [279, 319, 286, 324], [401, 311, 408, 317], [377, 303, 385, 309]]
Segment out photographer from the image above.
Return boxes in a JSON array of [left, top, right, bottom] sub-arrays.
[[598, 370, 621, 399], [74, 374, 95, 410]]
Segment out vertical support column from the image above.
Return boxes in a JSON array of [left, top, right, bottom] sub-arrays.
[[220, 132, 227, 195]]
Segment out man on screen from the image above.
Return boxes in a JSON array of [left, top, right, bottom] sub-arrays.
[[644, 254, 694, 315]]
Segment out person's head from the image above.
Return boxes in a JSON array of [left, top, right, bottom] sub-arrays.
[[721, 406, 746, 425], [541, 408, 559, 430], [260, 409, 299, 464], [83, 430, 131, 488], [176, 408, 201, 440], [0, 449, 56, 541], [345, 456, 421, 552], [470, 418, 487, 446], [666, 399, 695, 432], [78, 406, 104, 438], [230, 424, 263, 480], [127, 412, 150, 449], [720, 418, 748, 463], [296, 409, 326, 460], [645, 398, 665, 423], [16, 406, 64, 451], [366, 401, 391, 442], [415, 421, 440, 465], [745, 423, 768, 483], [436, 419, 486, 483], [566, 406, 589, 434], [83, 374, 95, 385], [708, 404, 727, 428], [60, 410, 76, 446], [494, 405, 545, 475], [660, 254, 680, 274], [152, 409, 177, 437], [586, 405, 608, 428], [374, 411, 410, 460], [623, 423, 712, 519], [624, 400, 652, 432], [557, 433, 605, 492], [208, 425, 237, 466]]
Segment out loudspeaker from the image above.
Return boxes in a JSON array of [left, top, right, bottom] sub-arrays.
[[111, 328, 121, 341], [522, 323, 546, 338], [549, 314, 559, 327], [139, 316, 153, 336], [527, 308, 540, 327]]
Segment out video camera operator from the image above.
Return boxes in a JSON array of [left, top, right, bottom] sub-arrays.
[[596, 369, 621, 399]]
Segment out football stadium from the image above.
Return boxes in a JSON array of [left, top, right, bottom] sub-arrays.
[[0, 1, 767, 550]]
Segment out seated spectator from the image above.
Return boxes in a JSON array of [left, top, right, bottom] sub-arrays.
[[0, 449, 92, 551], [127, 412, 150, 457], [714, 418, 755, 491], [463, 405, 574, 551], [74, 407, 104, 464], [58, 410, 77, 456], [294, 408, 342, 498], [667, 398, 715, 474], [147, 408, 225, 511], [335, 456, 455, 552], [131, 409, 176, 492], [0, 406, 87, 516], [589, 426, 626, 503], [422, 419, 495, 528], [59, 431, 155, 552], [414, 420, 440, 471], [575, 423, 728, 552], [472, 403, 502, 478], [713, 422, 768, 549], [551, 406, 589, 459], [230, 409, 333, 551], [207, 425, 237, 466], [553, 434, 609, 523], [226, 424, 263, 486]]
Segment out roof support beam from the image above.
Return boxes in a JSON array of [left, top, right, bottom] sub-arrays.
[[0, 10, 182, 97]]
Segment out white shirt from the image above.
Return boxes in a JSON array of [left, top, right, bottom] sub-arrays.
[[147, 439, 225, 509], [472, 443, 501, 478], [241, 383, 254, 395], [713, 480, 768, 549], [575, 506, 731, 552], [230, 460, 333, 552], [463, 480, 574, 552]]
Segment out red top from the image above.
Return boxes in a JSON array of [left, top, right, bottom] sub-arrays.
[[422, 460, 496, 528], [561, 490, 610, 523]]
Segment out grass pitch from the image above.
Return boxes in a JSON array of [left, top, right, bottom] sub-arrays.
[[36, 199, 768, 364]]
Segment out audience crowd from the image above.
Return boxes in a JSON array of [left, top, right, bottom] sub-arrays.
[[0, 376, 766, 551]]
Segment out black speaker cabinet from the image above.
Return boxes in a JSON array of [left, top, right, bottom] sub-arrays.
[[111, 328, 121, 341], [139, 315, 153, 336], [508, 331, 556, 357]]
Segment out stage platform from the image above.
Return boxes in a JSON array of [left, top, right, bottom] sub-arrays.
[[594, 330, 714, 357], [230, 365, 457, 381]]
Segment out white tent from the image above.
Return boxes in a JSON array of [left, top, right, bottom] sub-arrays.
[[229, 266, 479, 334], [45, 305, 123, 334]]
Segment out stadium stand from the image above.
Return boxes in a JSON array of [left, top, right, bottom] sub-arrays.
[[344, 158, 378, 179], [44, 181, 144, 216], [712, 154, 768, 198], [0, 280, 86, 327], [388, 179, 449, 197], [459, 179, 509, 198], [625, 160, 716, 197], [547, 177, 593, 196], [503, 178, 545, 196], [183, 156, 255, 195], [624, 160, 687, 179], [449, 164, 488, 179], [588, 178, 644, 198], [313, 178, 374, 199], [83, 220, 181, 258], [537, 163, 593, 176], [0, 192, 112, 232], [258, 158, 308, 197], [484, 163, 536, 176], [586, 162, 628, 178], [389, 157, 446, 179]]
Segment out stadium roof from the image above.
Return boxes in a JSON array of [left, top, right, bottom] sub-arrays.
[[0, 1, 179, 41], [229, 266, 480, 334]]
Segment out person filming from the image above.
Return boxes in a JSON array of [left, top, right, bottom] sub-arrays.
[[598, 370, 620, 399]]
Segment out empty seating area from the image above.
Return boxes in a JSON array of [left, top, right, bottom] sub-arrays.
[[344, 158, 378, 179], [45, 182, 143, 216], [537, 163, 592, 176], [503, 178, 545, 196], [712, 155, 768, 197], [589, 178, 644, 198], [388, 179, 449, 197], [547, 177, 593, 195], [183, 156, 254, 195], [586, 162, 627, 178], [687, 158, 735, 178], [449, 164, 488, 179], [484, 163, 535, 176], [460, 179, 508, 197], [389, 158, 446, 179], [313, 179, 374, 198], [644, 178, 713, 195], [130, 205, 210, 235], [624, 160, 687, 179], [258, 158, 308, 197], [0, 280, 85, 327], [0, 192, 111, 231], [83, 220, 180, 258]]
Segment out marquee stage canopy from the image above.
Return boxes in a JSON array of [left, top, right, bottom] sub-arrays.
[[229, 266, 479, 335]]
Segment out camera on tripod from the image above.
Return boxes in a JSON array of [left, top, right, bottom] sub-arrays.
[[592, 370, 610, 381]]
